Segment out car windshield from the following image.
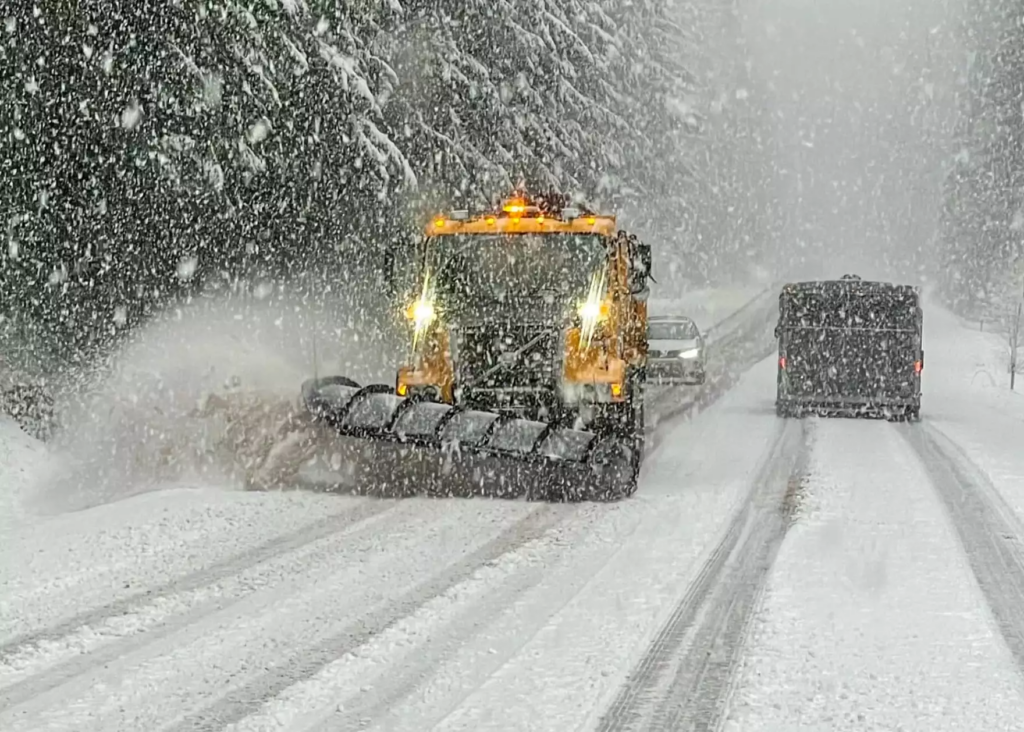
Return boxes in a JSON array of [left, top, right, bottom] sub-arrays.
[[425, 233, 606, 319], [649, 321, 698, 340]]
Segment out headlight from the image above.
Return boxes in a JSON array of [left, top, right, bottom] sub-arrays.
[[577, 270, 609, 349], [578, 300, 605, 321], [678, 348, 700, 359], [407, 299, 435, 326], [577, 299, 609, 349], [405, 297, 436, 348], [405, 272, 437, 348]]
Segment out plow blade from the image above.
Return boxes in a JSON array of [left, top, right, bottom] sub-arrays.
[[300, 377, 638, 501]]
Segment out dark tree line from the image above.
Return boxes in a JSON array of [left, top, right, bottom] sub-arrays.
[[940, 0, 1024, 315], [1, 0, 776, 369]]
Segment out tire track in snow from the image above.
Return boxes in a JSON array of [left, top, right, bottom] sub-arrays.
[[902, 423, 1024, 673], [164, 504, 574, 732], [0, 498, 395, 663], [293, 504, 643, 732], [597, 417, 809, 732], [0, 498, 399, 707], [315, 558, 553, 732], [1, 500, 540, 730]]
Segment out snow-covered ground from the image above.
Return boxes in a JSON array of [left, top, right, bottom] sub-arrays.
[[0, 343, 782, 732], [2, 297, 1024, 731], [724, 303, 1024, 730], [0, 417, 47, 533], [914, 304, 1024, 527], [725, 418, 1024, 731]]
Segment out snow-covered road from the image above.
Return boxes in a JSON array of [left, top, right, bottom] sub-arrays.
[[2, 301, 1024, 731], [0, 347, 787, 731], [725, 418, 1024, 731], [723, 303, 1024, 731]]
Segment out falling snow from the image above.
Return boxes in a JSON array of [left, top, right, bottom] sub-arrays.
[[246, 118, 271, 144], [177, 256, 198, 281], [0, 1, 1023, 729], [120, 100, 142, 129]]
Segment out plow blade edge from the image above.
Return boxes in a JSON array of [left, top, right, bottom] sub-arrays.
[[301, 376, 638, 501]]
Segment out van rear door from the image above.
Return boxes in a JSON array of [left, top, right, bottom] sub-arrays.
[[783, 328, 918, 401]]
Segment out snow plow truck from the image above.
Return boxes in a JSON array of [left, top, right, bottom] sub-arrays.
[[300, 192, 654, 500]]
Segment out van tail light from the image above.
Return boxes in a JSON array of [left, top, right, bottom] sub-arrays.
[[914, 360, 923, 374], [779, 356, 787, 370]]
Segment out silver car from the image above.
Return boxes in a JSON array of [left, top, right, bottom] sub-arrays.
[[647, 316, 706, 385]]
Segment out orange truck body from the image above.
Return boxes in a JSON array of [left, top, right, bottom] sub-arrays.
[[394, 195, 649, 421]]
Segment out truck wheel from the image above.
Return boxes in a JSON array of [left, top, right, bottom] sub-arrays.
[[623, 369, 646, 497], [588, 438, 639, 501], [591, 370, 644, 501], [630, 387, 646, 474]]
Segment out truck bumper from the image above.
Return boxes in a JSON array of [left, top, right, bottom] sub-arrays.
[[647, 358, 705, 385], [776, 394, 921, 418]]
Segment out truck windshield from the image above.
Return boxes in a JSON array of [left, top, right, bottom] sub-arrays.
[[779, 284, 920, 332], [426, 233, 606, 317]]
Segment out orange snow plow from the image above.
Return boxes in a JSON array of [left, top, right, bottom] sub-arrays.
[[300, 192, 654, 500]]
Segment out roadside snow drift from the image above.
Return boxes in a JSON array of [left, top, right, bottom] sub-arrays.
[[917, 301, 1024, 538], [0, 417, 46, 531], [648, 286, 768, 334]]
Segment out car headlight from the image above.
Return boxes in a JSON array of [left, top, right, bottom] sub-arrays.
[[677, 348, 700, 359]]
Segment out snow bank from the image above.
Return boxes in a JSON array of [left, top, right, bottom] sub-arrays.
[[922, 300, 1022, 414], [0, 417, 47, 532], [919, 300, 1024, 527]]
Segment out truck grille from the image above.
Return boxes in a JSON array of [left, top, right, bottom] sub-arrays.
[[453, 322, 560, 392]]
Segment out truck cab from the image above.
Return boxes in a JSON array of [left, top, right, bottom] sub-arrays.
[[392, 192, 652, 439]]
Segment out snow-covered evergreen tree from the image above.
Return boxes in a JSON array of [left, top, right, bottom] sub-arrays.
[[663, 0, 782, 287], [0, 0, 750, 362], [940, 0, 1024, 315]]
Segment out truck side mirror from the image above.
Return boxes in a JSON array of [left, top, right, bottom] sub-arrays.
[[628, 240, 652, 293], [638, 242, 651, 277], [383, 248, 397, 296]]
